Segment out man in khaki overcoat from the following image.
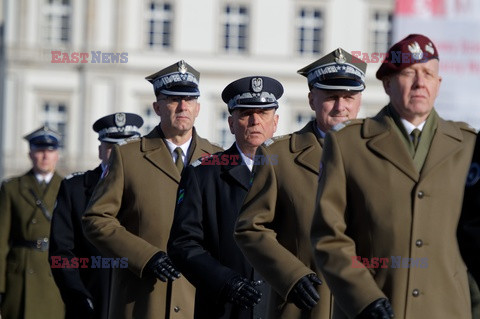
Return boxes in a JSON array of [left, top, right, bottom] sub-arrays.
[[82, 60, 222, 319], [0, 126, 64, 319], [311, 34, 476, 319], [234, 49, 367, 319]]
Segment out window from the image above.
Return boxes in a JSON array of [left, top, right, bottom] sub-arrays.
[[40, 101, 68, 147], [293, 109, 315, 131], [297, 7, 324, 55], [221, 4, 249, 53], [369, 10, 393, 54], [216, 109, 235, 148], [143, 107, 159, 134], [42, 0, 71, 45], [145, 1, 173, 49]]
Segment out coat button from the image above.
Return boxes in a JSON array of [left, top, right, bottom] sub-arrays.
[[412, 289, 420, 297], [28, 269, 34, 274], [31, 218, 37, 224], [417, 191, 424, 198], [415, 239, 423, 247], [174, 306, 180, 312]]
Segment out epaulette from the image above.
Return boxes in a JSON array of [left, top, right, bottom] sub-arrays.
[[65, 171, 85, 180], [191, 158, 203, 167], [457, 121, 477, 134], [118, 135, 141, 146], [263, 134, 290, 147], [332, 119, 364, 132]]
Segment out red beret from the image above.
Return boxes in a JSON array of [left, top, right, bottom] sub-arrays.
[[376, 34, 439, 80]]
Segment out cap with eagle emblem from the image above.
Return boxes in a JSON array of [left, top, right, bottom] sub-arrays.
[[376, 34, 439, 80], [145, 60, 200, 97], [93, 112, 144, 143], [221, 76, 284, 114], [297, 47, 367, 92], [24, 126, 62, 150]]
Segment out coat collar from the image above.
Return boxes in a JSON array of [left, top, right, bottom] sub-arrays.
[[221, 144, 252, 191], [142, 126, 218, 183], [290, 121, 323, 174], [363, 106, 466, 181]]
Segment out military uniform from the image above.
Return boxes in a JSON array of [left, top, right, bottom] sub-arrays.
[[82, 61, 223, 319], [168, 76, 283, 319], [0, 127, 64, 319], [311, 34, 476, 319], [234, 49, 367, 319], [49, 113, 144, 319]]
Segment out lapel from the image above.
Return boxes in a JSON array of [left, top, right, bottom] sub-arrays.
[[85, 166, 102, 197], [221, 144, 252, 191], [142, 126, 181, 183], [363, 107, 419, 182], [420, 117, 466, 178], [291, 121, 323, 175], [19, 170, 38, 208]]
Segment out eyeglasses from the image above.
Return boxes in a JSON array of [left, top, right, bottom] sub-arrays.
[[157, 96, 198, 105]]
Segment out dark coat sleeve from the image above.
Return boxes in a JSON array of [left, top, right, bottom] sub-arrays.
[[49, 176, 94, 303], [167, 165, 239, 302], [459, 133, 480, 286]]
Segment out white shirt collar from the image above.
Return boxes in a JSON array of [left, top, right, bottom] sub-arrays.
[[35, 172, 54, 183], [235, 143, 254, 172], [165, 137, 192, 164], [400, 118, 426, 135]]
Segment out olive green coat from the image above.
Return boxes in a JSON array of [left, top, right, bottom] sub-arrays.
[[82, 127, 222, 319], [311, 107, 476, 319], [0, 170, 64, 319], [235, 121, 333, 319]]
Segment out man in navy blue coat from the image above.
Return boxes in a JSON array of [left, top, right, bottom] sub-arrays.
[[167, 76, 282, 319], [49, 112, 143, 319]]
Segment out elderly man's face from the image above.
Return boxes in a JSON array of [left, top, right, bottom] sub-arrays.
[[383, 59, 442, 125], [228, 108, 278, 155], [309, 89, 362, 132]]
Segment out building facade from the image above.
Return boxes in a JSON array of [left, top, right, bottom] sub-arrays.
[[0, 0, 394, 179]]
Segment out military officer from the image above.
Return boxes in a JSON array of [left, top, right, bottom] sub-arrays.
[[311, 34, 476, 318], [234, 49, 366, 319], [49, 112, 144, 319], [82, 60, 223, 319], [0, 126, 65, 319], [168, 76, 282, 319]]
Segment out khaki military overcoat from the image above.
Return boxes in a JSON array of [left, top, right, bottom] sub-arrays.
[[0, 170, 64, 319], [82, 127, 222, 319], [311, 107, 476, 319], [235, 121, 332, 319]]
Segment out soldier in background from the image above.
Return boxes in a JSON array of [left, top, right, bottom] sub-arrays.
[[49, 113, 143, 319], [82, 60, 223, 319], [0, 126, 64, 319], [234, 49, 366, 319]]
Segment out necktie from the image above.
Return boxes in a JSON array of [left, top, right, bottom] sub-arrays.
[[174, 147, 184, 173], [411, 129, 421, 151], [39, 180, 47, 192]]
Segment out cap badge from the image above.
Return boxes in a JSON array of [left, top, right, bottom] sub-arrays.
[[115, 113, 126, 127], [425, 42, 435, 55], [177, 60, 187, 74], [408, 41, 423, 61], [251, 77, 263, 93], [334, 48, 346, 64]]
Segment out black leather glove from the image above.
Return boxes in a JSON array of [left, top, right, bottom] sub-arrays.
[[145, 251, 181, 282], [287, 273, 322, 310], [223, 275, 262, 309], [357, 298, 394, 319], [65, 297, 95, 319]]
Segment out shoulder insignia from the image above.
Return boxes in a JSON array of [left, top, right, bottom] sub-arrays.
[[192, 159, 203, 167], [332, 119, 363, 132], [118, 136, 141, 146], [65, 171, 85, 180], [263, 134, 290, 147]]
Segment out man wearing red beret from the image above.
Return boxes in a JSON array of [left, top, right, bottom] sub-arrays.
[[311, 34, 476, 318]]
